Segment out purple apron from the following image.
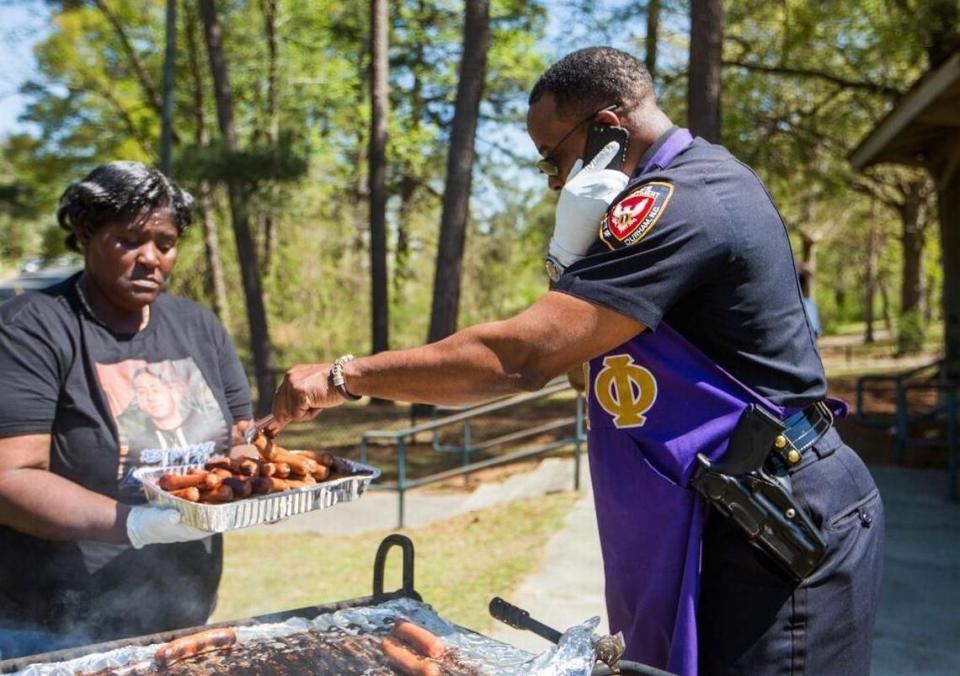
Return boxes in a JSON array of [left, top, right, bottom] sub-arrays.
[[587, 129, 790, 674], [587, 323, 800, 674]]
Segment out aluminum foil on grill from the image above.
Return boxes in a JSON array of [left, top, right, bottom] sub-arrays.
[[133, 456, 380, 532], [12, 599, 600, 676]]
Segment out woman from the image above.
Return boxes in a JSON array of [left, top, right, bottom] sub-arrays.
[[0, 162, 252, 658]]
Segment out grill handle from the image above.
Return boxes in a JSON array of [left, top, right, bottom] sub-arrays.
[[488, 596, 563, 644], [373, 534, 421, 602]]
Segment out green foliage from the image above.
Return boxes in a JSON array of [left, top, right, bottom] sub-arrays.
[[1, 0, 950, 362], [172, 130, 309, 186]]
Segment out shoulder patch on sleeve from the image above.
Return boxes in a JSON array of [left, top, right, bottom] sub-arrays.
[[599, 181, 674, 250]]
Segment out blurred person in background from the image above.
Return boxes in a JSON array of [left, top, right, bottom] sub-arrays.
[[0, 162, 252, 658]]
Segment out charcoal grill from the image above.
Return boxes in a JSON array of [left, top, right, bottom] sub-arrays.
[[0, 535, 671, 675]]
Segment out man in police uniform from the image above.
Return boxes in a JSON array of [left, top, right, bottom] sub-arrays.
[[273, 48, 884, 675]]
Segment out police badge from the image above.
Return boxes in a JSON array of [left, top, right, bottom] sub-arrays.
[[600, 181, 674, 249]]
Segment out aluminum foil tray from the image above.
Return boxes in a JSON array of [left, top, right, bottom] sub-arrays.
[[133, 456, 380, 533]]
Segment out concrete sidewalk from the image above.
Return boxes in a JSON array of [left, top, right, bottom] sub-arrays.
[[870, 466, 960, 676]]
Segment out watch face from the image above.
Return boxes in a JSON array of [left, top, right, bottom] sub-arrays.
[[545, 257, 562, 283]]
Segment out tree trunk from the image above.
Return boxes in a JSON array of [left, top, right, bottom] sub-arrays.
[[897, 178, 930, 353], [880, 275, 894, 335], [799, 232, 816, 299], [395, 176, 415, 298], [864, 224, 879, 344], [394, 2, 427, 300], [185, 0, 229, 326], [369, 0, 390, 357], [645, 0, 660, 82], [687, 0, 724, 142], [427, 0, 491, 343], [260, 0, 279, 274], [159, 0, 177, 175], [198, 0, 276, 414]]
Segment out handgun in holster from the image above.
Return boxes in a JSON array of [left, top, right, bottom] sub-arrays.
[[690, 404, 827, 581]]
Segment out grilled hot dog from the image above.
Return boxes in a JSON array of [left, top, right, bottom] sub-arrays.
[[154, 627, 237, 667], [381, 637, 442, 676], [393, 620, 446, 660]]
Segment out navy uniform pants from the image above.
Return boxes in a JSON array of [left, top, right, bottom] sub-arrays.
[[698, 428, 885, 675]]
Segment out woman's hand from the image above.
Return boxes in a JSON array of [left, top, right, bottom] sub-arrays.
[[272, 363, 347, 426]]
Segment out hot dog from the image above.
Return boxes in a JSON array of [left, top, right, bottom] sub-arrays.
[[284, 477, 316, 489], [267, 477, 290, 492], [381, 637, 442, 676], [267, 448, 318, 476], [392, 621, 446, 660], [198, 484, 234, 503], [204, 457, 232, 471], [253, 434, 272, 461], [158, 473, 209, 491], [169, 487, 200, 502], [250, 476, 272, 495], [272, 462, 291, 479], [311, 464, 331, 481], [297, 450, 336, 468], [154, 627, 237, 667], [222, 476, 253, 499], [231, 457, 260, 477]]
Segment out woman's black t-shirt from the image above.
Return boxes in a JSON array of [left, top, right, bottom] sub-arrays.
[[0, 274, 252, 642]]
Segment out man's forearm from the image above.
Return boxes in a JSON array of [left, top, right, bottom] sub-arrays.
[[0, 468, 129, 543], [346, 322, 548, 406]]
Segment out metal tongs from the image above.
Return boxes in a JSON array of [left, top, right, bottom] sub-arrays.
[[243, 414, 284, 444], [488, 597, 675, 676]]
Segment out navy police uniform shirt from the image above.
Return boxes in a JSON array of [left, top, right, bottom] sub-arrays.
[[554, 127, 826, 408]]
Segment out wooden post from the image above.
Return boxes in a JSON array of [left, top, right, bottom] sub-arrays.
[[937, 175, 960, 380]]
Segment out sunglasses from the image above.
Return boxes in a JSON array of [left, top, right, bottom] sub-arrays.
[[535, 104, 618, 176]]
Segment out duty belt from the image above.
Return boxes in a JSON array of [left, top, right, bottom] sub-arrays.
[[773, 400, 834, 467]]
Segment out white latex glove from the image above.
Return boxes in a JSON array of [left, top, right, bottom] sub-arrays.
[[549, 141, 630, 269], [126, 506, 210, 549]]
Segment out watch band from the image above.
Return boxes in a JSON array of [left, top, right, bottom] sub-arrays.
[[330, 354, 362, 401], [545, 255, 564, 283]]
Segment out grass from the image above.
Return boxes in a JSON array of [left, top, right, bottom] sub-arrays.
[[212, 491, 580, 634]]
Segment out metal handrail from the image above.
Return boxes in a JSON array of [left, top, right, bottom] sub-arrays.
[[890, 381, 959, 500], [855, 358, 944, 424], [359, 378, 586, 527]]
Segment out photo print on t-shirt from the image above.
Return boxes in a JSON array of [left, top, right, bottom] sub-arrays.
[[95, 357, 228, 492]]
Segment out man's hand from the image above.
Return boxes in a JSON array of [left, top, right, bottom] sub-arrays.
[[550, 141, 630, 268], [272, 363, 347, 426]]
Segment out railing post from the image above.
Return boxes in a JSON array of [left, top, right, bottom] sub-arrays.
[[947, 387, 957, 502], [360, 435, 368, 466], [855, 379, 865, 423], [462, 420, 472, 485], [895, 382, 908, 464], [397, 437, 407, 529], [574, 392, 584, 491]]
